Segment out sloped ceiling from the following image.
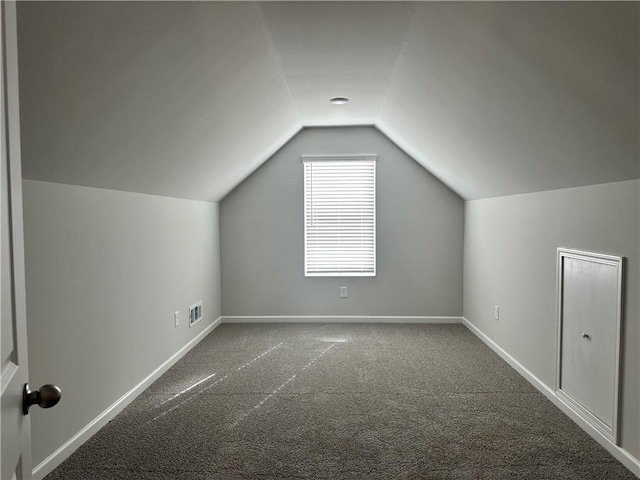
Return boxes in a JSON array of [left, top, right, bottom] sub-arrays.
[[378, 2, 639, 199], [17, 2, 301, 201], [17, 1, 639, 201]]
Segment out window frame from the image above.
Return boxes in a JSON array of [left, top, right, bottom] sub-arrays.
[[302, 154, 377, 277]]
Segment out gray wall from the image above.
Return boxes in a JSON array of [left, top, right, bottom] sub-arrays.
[[220, 127, 464, 317], [22, 180, 221, 467], [463, 179, 640, 459]]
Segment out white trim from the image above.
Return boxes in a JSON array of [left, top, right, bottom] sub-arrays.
[[462, 317, 640, 478], [555, 248, 623, 265], [556, 389, 617, 443], [222, 316, 462, 324], [301, 154, 378, 163], [555, 248, 623, 444], [32, 317, 223, 479], [0, 362, 18, 394], [305, 272, 376, 277]]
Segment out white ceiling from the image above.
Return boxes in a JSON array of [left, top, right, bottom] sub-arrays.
[[16, 2, 639, 201], [378, 2, 639, 199], [17, 2, 301, 201], [260, 2, 414, 126]]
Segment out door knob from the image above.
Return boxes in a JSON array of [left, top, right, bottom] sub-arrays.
[[23, 383, 61, 415]]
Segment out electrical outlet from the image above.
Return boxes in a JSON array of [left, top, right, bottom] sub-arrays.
[[494, 305, 500, 321], [174, 311, 180, 328], [340, 286, 348, 298]]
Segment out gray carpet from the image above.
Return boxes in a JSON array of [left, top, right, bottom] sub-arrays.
[[45, 323, 635, 479]]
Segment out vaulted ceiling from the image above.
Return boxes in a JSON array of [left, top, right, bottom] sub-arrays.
[[16, 2, 639, 201]]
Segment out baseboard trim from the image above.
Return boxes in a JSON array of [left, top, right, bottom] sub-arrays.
[[462, 317, 640, 478], [222, 315, 462, 324], [32, 316, 223, 479]]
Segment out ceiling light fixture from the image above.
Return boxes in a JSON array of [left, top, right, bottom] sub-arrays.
[[329, 97, 349, 105]]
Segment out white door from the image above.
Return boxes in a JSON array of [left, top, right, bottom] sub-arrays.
[[556, 248, 623, 444], [2, 2, 32, 478]]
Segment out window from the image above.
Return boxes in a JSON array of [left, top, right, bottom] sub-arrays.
[[303, 155, 376, 276]]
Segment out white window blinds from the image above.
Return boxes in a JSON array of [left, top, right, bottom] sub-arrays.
[[303, 156, 376, 277]]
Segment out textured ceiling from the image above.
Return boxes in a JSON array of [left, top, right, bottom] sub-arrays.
[[16, 2, 639, 201]]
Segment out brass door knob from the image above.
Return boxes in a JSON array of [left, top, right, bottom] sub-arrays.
[[23, 383, 61, 415]]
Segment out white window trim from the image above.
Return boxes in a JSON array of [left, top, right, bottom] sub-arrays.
[[302, 154, 377, 277]]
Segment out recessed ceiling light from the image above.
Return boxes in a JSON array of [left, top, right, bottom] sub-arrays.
[[329, 97, 349, 105]]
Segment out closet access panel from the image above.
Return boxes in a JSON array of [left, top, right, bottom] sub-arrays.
[[555, 248, 623, 444]]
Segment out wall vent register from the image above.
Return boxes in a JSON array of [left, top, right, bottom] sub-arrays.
[[189, 301, 203, 327], [303, 155, 376, 277]]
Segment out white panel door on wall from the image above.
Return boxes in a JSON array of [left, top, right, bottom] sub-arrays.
[[1, 2, 32, 478], [2, 3, 61, 478], [556, 248, 623, 444]]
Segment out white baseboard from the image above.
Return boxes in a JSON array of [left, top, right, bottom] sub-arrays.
[[222, 315, 462, 324], [462, 317, 640, 478], [32, 316, 223, 479]]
